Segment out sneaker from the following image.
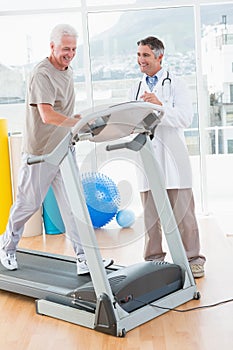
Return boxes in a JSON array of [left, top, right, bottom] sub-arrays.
[[77, 257, 114, 276], [0, 248, 18, 270], [190, 264, 204, 278]]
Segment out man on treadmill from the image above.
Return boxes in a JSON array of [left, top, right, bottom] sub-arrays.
[[0, 24, 113, 275]]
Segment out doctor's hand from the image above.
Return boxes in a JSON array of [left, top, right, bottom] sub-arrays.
[[140, 91, 162, 106]]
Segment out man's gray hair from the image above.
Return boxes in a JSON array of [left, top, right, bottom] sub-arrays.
[[50, 24, 78, 45]]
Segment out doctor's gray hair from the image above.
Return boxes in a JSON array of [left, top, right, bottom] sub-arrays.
[[137, 36, 164, 58], [50, 24, 78, 45]]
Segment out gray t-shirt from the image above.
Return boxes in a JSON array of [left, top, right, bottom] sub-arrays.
[[23, 57, 75, 155]]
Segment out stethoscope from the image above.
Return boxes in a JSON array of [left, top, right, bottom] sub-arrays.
[[135, 71, 172, 102]]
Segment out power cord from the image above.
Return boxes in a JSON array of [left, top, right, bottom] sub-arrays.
[[133, 297, 233, 312]]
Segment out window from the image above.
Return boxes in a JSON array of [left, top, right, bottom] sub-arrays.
[[230, 84, 233, 103], [228, 139, 233, 153], [0, 0, 233, 226], [0, 0, 81, 10]]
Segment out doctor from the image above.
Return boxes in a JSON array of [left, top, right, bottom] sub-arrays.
[[130, 36, 206, 278]]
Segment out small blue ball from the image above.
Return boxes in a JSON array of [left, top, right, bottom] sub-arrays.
[[116, 209, 135, 228]]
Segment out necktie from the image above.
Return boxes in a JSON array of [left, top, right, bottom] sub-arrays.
[[146, 75, 158, 91]]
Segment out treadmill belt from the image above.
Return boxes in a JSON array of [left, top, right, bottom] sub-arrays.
[[0, 249, 92, 298]]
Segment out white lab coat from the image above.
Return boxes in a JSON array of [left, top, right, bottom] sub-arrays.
[[130, 70, 193, 190]]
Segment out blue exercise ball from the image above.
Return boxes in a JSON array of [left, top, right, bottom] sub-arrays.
[[116, 209, 135, 228], [81, 172, 120, 228]]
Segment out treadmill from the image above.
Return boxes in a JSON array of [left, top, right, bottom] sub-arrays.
[[0, 101, 200, 337]]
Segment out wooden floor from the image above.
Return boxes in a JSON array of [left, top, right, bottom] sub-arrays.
[[0, 215, 233, 350]]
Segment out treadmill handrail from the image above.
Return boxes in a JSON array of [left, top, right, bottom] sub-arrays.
[[71, 101, 164, 143], [27, 102, 163, 167]]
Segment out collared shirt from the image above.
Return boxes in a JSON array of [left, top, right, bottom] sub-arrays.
[[146, 68, 164, 91]]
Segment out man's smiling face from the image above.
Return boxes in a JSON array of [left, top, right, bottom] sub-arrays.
[[50, 35, 77, 71]]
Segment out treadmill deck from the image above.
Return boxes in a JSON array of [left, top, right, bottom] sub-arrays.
[[0, 248, 115, 299]]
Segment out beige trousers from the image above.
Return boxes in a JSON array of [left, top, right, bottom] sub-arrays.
[[140, 189, 206, 265]]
